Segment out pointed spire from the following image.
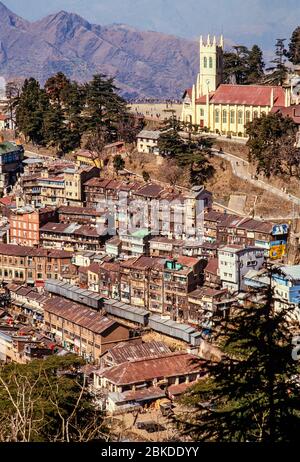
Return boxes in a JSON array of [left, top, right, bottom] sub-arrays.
[[200, 35, 203, 47], [207, 34, 211, 46], [213, 35, 216, 45], [220, 35, 224, 48]]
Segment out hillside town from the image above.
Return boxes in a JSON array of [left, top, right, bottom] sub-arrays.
[[2, 0, 300, 444]]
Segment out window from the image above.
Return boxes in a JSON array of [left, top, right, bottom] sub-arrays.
[[230, 110, 235, 124], [204, 57, 207, 68], [222, 110, 227, 124], [245, 110, 251, 123], [215, 109, 220, 123], [253, 111, 258, 118], [238, 110, 243, 124], [200, 108, 204, 116], [209, 57, 213, 68]]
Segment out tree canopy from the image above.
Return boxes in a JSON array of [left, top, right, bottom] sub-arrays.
[[157, 118, 214, 186], [0, 355, 107, 442], [177, 266, 300, 442], [265, 39, 289, 86], [246, 112, 299, 178], [288, 27, 300, 65], [223, 45, 265, 85], [14, 72, 139, 155]]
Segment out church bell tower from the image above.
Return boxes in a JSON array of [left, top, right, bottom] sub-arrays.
[[197, 35, 224, 97]]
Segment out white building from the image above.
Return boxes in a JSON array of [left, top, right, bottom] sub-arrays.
[[218, 245, 265, 293], [136, 130, 161, 154]]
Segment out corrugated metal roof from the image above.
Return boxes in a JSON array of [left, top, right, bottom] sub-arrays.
[[44, 297, 117, 334], [107, 341, 171, 364], [99, 352, 203, 385]]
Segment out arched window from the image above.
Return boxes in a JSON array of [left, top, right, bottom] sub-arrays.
[[238, 110, 243, 125], [245, 110, 251, 123], [200, 108, 204, 117], [253, 111, 258, 119], [209, 57, 213, 68], [261, 111, 266, 117], [204, 57, 207, 68], [215, 109, 220, 123], [230, 110, 235, 124], [222, 109, 227, 124]]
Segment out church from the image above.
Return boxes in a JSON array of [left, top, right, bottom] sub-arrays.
[[181, 35, 291, 137]]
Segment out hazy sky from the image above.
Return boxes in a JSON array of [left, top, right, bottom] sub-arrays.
[[3, 0, 300, 51]]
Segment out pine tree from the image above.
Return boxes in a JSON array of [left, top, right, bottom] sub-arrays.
[[16, 78, 50, 145], [247, 45, 265, 83], [265, 39, 289, 86], [223, 45, 265, 84], [288, 27, 300, 65], [45, 72, 71, 105], [84, 74, 127, 143], [177, 266, 300, 442]]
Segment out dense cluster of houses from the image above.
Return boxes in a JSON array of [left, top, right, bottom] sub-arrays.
[[0, 131, 297, 417]]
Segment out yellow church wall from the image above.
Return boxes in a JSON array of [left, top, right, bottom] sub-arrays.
[[194, 103, 271, 136]]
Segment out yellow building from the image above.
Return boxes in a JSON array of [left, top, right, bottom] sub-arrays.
[[76, 150, 102, 169], [182, 35, 290, 137]]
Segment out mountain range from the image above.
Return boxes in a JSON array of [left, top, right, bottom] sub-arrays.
[[0, 1, 199, 99]]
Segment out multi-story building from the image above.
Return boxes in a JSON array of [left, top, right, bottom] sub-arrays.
[[0, 243, 77, 287], [120, 229, 151, 257], [187, 287, 233, 328], [136, 130, 161, 154], [84, 177, 212, 240], [43, 296, 134, 363], [119, 255, 205, 319], [0, 139, 24, 194], [57, 205, 103, 225], [149, 237, 218, 259], [218, 245, 265, 292], [244, 265, 300, 323], [40, 222, 108, 252], [9, 205, 58, 246], [204, 210, 289, 260], [20, 165, 100, 207]]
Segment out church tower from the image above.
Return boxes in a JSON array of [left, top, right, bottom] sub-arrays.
[[197, 35, 224, 97]]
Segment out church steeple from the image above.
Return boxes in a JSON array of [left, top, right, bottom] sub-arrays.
[[198, 34, 224, 97]]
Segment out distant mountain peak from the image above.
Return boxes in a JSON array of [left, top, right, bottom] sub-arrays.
[[0, 1, 28, 29], [0, 1, 198, 99]]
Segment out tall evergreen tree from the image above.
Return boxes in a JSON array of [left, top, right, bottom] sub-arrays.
[[265, 38, 289, 85], [223, 45, 265, 84], [44, 72, 72, 105], [288, 27, 300, 65], [177, 266, 300, 442], [247, 45, 265, 83], [16, 78, 50, 145], [84, 74, 127, 143]]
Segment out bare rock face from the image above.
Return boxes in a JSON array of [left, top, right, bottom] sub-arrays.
[[0, 1, 198, 98]]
